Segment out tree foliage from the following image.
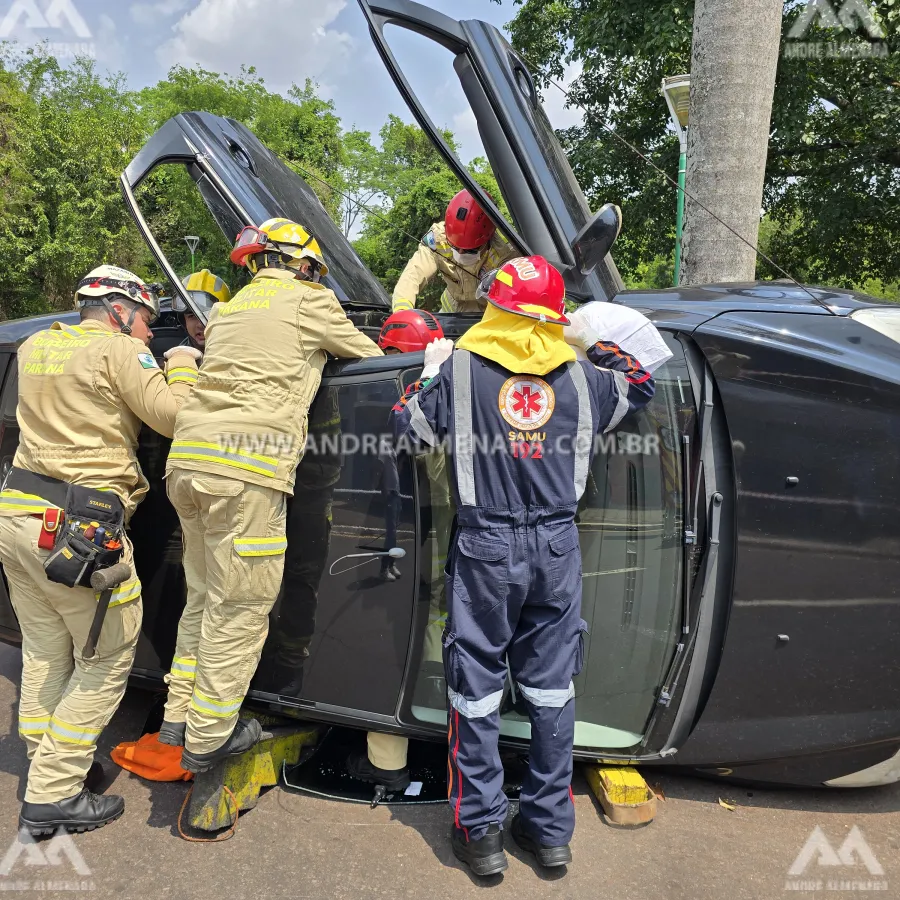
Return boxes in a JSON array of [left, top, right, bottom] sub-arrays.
[[505, 0, 899, 295]]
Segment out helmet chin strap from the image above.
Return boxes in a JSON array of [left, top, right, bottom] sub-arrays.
[[100, 297, 140, 335]]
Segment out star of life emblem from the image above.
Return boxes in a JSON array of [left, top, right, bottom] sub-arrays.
[[498, 376, 555, 430]]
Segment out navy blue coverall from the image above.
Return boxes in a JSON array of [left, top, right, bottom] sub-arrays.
[[392, 341, 654, 847]]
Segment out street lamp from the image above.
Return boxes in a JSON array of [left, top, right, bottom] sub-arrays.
[[661, 75, 690, 287], [184, 235, 200, 272]]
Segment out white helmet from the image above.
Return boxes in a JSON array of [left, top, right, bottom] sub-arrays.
[[75, 265, 161, 323]]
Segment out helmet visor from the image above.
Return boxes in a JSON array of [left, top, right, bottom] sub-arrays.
[[173, 291, 218, 314], [230, 225, 270, 264]]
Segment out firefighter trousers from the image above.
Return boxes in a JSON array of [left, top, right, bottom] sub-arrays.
[[163, 470, 287, 755], [444, 517, 587, 847], [0, 516, 142, 803]]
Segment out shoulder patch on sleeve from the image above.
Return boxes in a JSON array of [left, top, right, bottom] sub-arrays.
[[423, 230, 437, 251], [137, 352, 159, 370]]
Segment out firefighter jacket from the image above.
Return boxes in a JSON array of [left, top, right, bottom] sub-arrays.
[[0, 320, 198, 520], [392, 341, 655, 528], [167, 267, 382, 495], [392, 222, 518, 314]]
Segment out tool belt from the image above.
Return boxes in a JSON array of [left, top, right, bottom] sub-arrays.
[[4, 467, 125, 589]]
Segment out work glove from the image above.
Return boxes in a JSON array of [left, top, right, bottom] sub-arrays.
[[565, 308, 601, 351], [164, 346, 203, 363], [421, 338, 454, 380]]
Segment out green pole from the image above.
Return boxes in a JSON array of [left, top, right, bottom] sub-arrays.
[[673, 141, 687, 287], [190, 250, 196, 272]]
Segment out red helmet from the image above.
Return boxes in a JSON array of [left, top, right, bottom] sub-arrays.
[[445, 190, 496, 250], [378, 309, 445, 354], [478, 256, 569, 326]]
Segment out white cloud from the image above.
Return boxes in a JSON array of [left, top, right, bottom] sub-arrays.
[[540, 61, 584, 131], [157, 0, 354, 91], [131, 1, 193, 27]]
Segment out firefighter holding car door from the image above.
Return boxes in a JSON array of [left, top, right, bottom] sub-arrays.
[[392, 256, 655, 876], [0, 265, 199, 835], [392, 190, 518, 314], [158, 218, 382, 774]]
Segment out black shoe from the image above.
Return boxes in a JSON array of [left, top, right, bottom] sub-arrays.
[[19, 789, 124, 836], [83, 761, 105, 793], [158, 720, 186, 747], [452, 823, 508, 876], [511, 814, 572, 868], [346, 752, 411, 792], [180, 718, 262, 774]]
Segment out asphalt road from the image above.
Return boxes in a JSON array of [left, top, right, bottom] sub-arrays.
[[0, 643, 897, 900]]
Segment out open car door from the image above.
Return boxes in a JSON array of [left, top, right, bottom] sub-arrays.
[[358, 0, 624, 303]]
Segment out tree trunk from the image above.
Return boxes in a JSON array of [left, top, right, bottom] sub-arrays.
[[680, 0, 782, 285]]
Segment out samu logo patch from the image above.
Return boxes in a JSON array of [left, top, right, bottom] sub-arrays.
[[498, 376, 555, 430]]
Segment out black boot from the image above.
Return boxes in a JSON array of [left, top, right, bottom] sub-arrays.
[[158, 720, 186, 747], [19, 789, 124, 836], [451, 823, 508, 876], [346, 752, 411, 792], [180, 718, 262, 774], [511, 814, 572, 868]]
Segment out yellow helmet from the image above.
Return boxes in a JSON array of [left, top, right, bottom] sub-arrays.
[[177, 270, 231, 315], [230, 217, 329, 280]]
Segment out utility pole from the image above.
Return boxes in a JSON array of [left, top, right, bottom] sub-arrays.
[[680, 0, 782, 285]]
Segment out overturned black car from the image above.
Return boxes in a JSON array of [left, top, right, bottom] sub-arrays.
[[0, 0, 898, 788]]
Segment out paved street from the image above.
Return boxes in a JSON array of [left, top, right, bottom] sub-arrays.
[[0, 643, 897, 900]]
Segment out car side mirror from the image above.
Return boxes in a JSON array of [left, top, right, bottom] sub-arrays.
[[571, 204, 622, 276]]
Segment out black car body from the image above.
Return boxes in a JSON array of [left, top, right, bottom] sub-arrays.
[[0, 0, 898, 788]]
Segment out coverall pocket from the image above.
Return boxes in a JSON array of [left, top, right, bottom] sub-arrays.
[[442, 630, 460, 695], [574, 619, 589, 677], [193, 477, 243, 535], [454, 532, 509, 618], [548, 525, 582, 603], [230, 535, 288, 604]]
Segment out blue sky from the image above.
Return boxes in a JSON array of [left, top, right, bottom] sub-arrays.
[[0, 0, 584, 161]]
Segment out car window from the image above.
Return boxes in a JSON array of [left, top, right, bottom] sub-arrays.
[[401, 332, 698, 751]]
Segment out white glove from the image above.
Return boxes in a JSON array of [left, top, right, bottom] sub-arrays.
[[164, 346, 203, 363], [421, 338, 454, 380], [568, 319, 601, 352]]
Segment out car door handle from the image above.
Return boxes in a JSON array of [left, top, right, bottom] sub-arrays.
[[329, 547, 406, 576]]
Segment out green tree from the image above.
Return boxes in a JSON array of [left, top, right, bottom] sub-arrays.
[[504, 0, 899, 291]]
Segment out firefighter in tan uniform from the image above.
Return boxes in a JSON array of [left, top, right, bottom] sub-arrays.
[[392, 190, 518, 314], [0, 265, 199, 835], [159, 218, 383, 773]]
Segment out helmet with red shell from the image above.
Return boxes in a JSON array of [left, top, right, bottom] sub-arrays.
[[444, 190, 496, 251], [378, 309, 445, 354], [477, 256, 569, 326]]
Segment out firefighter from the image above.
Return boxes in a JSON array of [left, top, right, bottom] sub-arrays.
[[175, 269, 232, 350], [0, 265, 200, 834], [158, 218, 383, 773], [392, 256, 655, 875], [346, 309, 446, 794], [392, 190, 518, 314]]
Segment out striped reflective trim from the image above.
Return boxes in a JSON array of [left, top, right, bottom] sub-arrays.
[[516, 681, 575, 708], [18, 715, 50, 737], [170, 656, 196, 679], [605, 371, 630, 433], [0, 491, 57, 514], [439, 290, 454, 313], [567, 361, 592, 499], [169, 441, 278, 478], [234, 535, 287, 557], [48, 716, 102, 746], [393, 297, 415, 312], [451, 350, 476, 506], [447, 686, 503, 720], [167, 367, 199, 385], [406, 394, 437, 447], [58, 324, 89, 339], [190, 688, 243, 719], [102, 579, 141, 608]]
